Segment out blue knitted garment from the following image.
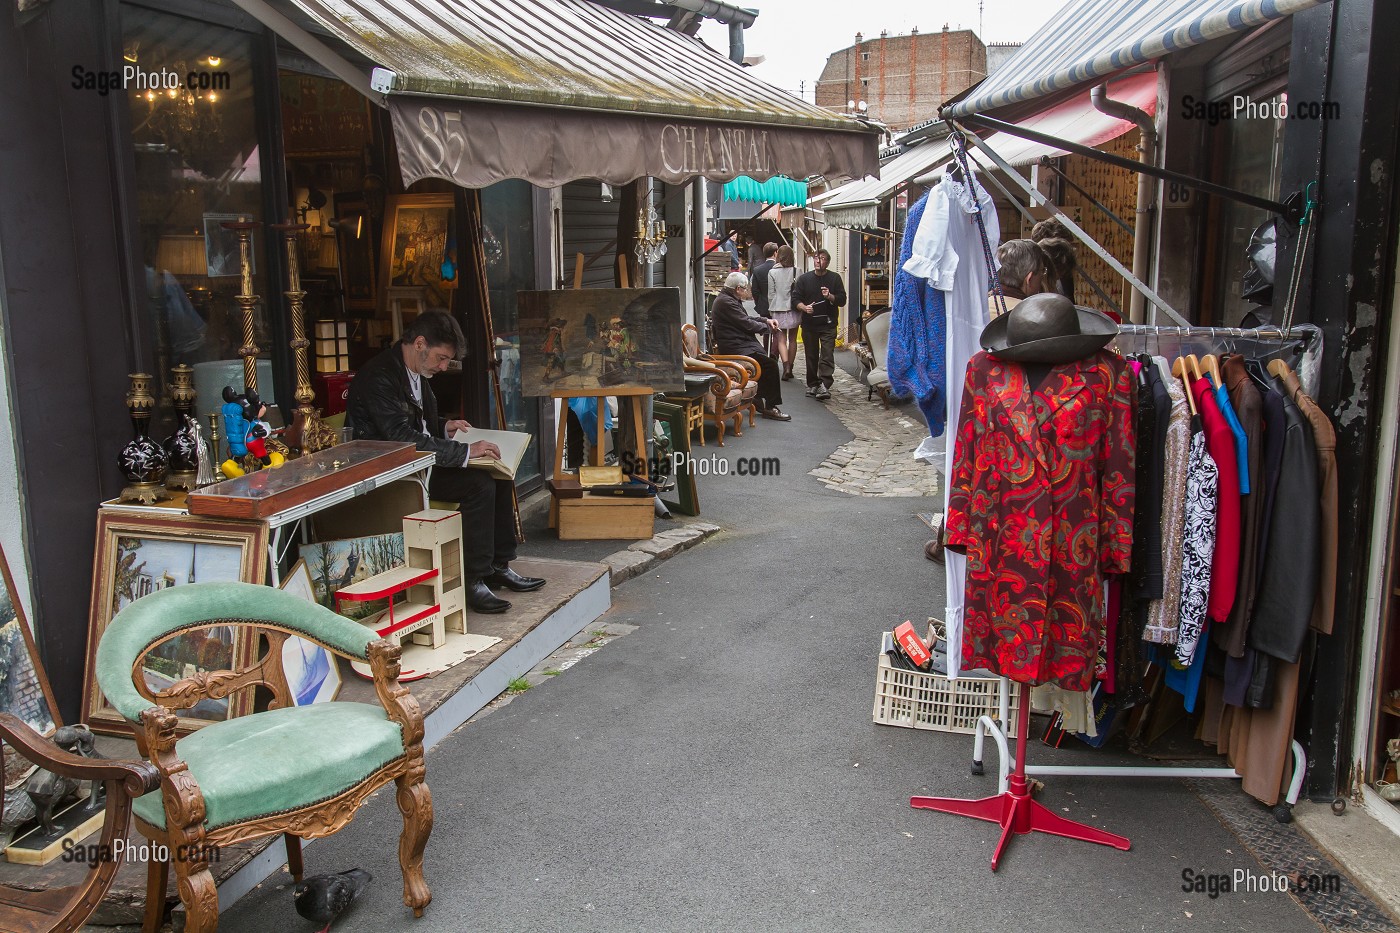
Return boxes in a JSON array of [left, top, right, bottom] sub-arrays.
[[887, 193, 948, 435]]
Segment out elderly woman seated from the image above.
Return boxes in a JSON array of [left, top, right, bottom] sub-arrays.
[[708, 272, 791, 421]]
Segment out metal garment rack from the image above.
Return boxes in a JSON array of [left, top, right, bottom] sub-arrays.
[[916, 321, 1321, 870]]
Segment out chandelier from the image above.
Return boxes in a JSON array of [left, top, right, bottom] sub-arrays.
[[634, 205, 667, 265]]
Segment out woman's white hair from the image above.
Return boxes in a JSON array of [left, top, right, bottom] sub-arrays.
[[724, 272, 750, 290]]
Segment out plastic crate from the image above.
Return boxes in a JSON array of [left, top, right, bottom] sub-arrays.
[[873, 630, 1018, 736]]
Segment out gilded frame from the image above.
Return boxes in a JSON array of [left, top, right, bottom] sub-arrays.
[[378, 193, 458, 317], [82, 511, 268, 736]]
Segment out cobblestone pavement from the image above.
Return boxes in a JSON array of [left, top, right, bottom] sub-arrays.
[[798, 351, 942, 498]]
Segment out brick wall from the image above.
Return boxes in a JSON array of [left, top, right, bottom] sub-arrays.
[[815, 29, 987, 131]]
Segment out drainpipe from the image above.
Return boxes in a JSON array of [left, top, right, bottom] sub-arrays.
[[1091, 82, 1156, 323], [728, 20, 744, 63], [663, 0, 755, 62]]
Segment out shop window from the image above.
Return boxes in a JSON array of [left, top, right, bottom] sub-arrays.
[[480, 180, 540, 485], [1204, 91, 1286, 327], [121, 6, 271, 428]]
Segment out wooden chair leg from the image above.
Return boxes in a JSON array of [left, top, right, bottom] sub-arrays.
[[285, 833, 304, 882], [172, 852, 219, 933], [731, 411, 743, 437], [395, 769, 434, 917], [746, 403, 755, 427], [142, 856, 169, 933], [715, 416, 725, 447]]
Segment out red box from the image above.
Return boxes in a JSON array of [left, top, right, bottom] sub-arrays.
[[315, 371, 355, 416], [894, 621, 932, 670]]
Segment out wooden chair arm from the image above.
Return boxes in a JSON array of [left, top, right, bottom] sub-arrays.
[[369, 640, 426, 751], [683, 359, 733, 394], [700, 358, 750, 388], [0, 714, 159, 795]]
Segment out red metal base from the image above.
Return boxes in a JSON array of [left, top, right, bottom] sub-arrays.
[[910, 686, 1130, 870]]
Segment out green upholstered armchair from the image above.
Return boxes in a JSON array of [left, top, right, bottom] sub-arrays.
[[94, 582, 432, 933]]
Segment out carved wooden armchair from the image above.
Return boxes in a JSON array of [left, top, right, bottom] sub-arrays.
[[0, 715, 159, 932], [93, 582, 431, 933], [680, 323, 758, 445]]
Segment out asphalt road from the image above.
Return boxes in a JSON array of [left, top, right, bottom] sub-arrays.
[[218, 361, 1319, 933]]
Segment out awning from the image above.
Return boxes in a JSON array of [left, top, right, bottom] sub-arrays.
[[271, 0, 879, 188], [819, 70, 1159, 229], [943, 0, 1329, 120], [723, 175, 808, 208]]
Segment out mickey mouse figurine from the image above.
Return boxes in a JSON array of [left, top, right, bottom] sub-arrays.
[[221, 386, 274, 474]]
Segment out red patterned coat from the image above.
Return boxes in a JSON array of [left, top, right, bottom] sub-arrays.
[[946, 350, 1136, 690]]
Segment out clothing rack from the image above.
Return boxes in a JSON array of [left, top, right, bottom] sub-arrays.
[[915, 322, 1318, 869]]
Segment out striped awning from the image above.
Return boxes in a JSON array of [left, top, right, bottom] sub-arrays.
[[943, 0, 1329, 119], [723, 175, 808, 207]]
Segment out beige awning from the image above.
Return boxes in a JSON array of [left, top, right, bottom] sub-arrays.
[[266, 0, 880, 188]]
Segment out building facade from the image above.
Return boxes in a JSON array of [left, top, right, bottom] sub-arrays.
[[815, 28, 987, 131]]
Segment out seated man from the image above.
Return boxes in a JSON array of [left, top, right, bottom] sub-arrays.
[[347, 311, 543, 613], [709, 272, 790, 421]]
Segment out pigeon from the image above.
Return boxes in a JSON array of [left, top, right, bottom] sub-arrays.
[[294, 868, 371, 933]]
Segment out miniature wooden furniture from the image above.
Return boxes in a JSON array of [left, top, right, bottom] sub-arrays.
[[335, 565, 446, 650], [94, 582, 432, 933], [659, 375, 715, 448], [403, 508, 466, 635], [0, 714, 160, 933]]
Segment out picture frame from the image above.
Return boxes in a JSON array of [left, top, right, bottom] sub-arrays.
[[517, 288, 685, 395], [202, 212, 257, 278], [333, 192, 377, 315], [278, 560, 342, 706], [82, 511, 268, 736], [651, 399, 699, 516], [379, 193, 458, 315], [0, 543, 61, 790]]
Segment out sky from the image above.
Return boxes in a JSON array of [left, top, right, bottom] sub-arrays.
[[693, 0, 1067, 103]]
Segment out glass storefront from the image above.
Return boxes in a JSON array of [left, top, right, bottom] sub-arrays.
[[122, 5, 274, 431], [480, 181, 541, 485]]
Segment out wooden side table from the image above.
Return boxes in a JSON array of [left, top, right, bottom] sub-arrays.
[[662, 374, 716, 448]]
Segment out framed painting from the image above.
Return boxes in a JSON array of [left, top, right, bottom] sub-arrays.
[[379, 193, 458, 314], [202, 213, 256, 278], [298, 532, 405, 621], [82, 511, 268, 736], [652, 400, 699, 517], [278, 560, 342, 706], [0, 544, 61, 790], [517, 288, 685, 396], [333, 192, 377, 315]]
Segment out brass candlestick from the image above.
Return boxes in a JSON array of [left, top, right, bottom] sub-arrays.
[[271, 221, 337, 455], [207, 412, 222, 468], [221, 220, 262, 395]]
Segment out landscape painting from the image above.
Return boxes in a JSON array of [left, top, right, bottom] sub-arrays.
[[299, 533, 405, 622], [517, 288, 684, 395]]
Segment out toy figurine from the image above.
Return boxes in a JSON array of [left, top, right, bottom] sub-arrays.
[[222, 386, 272, 465]]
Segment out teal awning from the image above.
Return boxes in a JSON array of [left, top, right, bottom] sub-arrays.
[[722, 175, 808, 208]]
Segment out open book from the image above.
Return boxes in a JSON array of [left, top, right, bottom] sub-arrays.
[[451, 427, 531, 481]]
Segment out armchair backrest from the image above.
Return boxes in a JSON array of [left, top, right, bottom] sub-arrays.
[[681, 323, 700, 357], [865, 310, 893, 368], [95, 581, 374, 723]]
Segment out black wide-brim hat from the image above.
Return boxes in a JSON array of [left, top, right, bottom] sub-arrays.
[[980, 293, 1119, 364]]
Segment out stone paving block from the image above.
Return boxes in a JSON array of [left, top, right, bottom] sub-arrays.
[[603, 549, 655, 584]]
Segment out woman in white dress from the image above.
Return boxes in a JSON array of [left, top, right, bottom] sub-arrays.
[[767, 245, 800, 380]]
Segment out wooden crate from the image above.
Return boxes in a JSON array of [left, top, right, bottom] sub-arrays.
[[556, 495, 654, 540]]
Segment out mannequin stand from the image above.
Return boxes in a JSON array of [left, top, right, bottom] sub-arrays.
[[910, 684, 1130, 870]]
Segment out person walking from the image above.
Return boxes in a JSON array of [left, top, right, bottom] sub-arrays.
[[711, 272, 790, 420], [767, 245, 800, 380], [794, 248, 846, 400], [750, 242, 778, 320]]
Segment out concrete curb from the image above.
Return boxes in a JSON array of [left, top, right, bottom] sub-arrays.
[[601, 519, 722, 585]]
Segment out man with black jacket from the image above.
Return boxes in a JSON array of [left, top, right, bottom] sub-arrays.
[[347, 311, 544, 614], [750, 242, 778, 317], [793, 249, 846, 400], [710, 272, 790, 420]]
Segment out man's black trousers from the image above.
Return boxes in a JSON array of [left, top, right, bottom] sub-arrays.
[[427, 467, 517, 580]]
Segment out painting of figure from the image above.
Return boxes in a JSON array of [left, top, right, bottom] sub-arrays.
[[518, 288, 684, 395]]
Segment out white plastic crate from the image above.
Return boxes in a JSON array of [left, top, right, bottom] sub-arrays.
[[873, 630, 1018, 736]]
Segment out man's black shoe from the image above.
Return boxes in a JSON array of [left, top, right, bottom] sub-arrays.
[[467, 581, 511, 613], [485, 566, 546, 592]]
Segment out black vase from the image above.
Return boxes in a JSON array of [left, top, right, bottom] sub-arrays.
[[163, 364, 200, 490], [118, 373, 169, 504]]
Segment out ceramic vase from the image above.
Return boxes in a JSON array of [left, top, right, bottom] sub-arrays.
[[163, 364, 201, 490], [118, 373, 169, 504]]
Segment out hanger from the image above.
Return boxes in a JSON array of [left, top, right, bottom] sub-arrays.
[[1171, 357, 1198, 415], [1201, 353, 1223, 387], [1267, 358, 1294, 381], [1184, 354, 1203, 381]]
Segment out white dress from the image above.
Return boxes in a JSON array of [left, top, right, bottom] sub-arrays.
[[903, 169, 1000, 679]]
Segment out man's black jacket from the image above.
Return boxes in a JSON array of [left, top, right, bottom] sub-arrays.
[[346, 344, 468, 468]]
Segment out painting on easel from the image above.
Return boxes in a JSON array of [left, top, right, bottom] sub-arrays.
[[517, 288, 685, 396]]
